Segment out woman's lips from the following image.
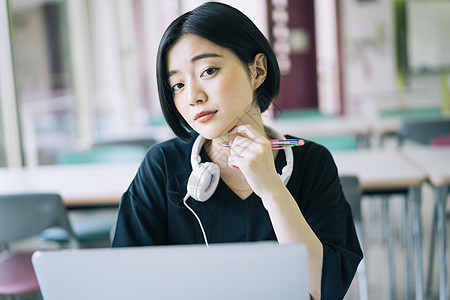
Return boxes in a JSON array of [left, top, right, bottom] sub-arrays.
[[194, 111, 217, 123]]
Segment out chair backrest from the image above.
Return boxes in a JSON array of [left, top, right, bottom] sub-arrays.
[[0, 193, 79, 248], [399, 118, 450, 145], [340, 175, 362, 223], [93, 138, 156, 150]]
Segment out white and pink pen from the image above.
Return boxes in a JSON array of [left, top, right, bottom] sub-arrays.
[[218, 139, 305, 150]]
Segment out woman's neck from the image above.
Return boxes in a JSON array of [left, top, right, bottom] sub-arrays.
[[206, 122, 278, 169], [211, 105, 267, 155], [205, 122, 281, 200]]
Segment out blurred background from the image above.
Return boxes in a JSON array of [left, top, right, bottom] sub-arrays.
[[1, 1, 450, 300], [1, 0, 448, 167]]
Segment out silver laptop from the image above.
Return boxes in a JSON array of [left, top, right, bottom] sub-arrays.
[[32, 242, 309, 300]]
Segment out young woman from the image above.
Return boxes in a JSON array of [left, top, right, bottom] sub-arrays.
[[112, 2, 362, 299]]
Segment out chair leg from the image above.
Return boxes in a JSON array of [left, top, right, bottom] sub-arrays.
[[435, 186, 448, 300], [382, 196, 396, 300], [354, 222, 368, 300], [402, 195, 413, 300], [356, 259, 369, 300], [426, 206, 437, 299]]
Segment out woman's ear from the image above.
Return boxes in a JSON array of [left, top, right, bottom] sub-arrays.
[[251, 53, 267, 90]]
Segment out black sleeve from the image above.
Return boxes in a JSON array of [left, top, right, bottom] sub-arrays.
[[112, 145, 168, 247], [292, 142, 363, 299]]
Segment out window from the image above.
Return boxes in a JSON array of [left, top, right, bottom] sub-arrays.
[[4, 0, 179, 166], [10, 1, 76, 165]]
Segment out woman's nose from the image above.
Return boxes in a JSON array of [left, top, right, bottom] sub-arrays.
[[188, 83, 207, 106]]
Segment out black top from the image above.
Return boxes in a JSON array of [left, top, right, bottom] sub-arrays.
[[112, 135, 363, 299]]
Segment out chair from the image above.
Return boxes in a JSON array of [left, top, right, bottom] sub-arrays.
[[41, 145, 144, 248], [340, 175, 368, 300], [399, 118, 450, 298], [399, 118, 450, 146], [0, 193, 79, 299], [40, 209, 117, 248], [92, 137, 156, 151]]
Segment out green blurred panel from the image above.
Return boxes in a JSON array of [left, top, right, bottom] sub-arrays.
[[310, 136, 358, 152], [275, 108, 335, 121], [379, 107, 441, 119], [58, 145, 147, 164]]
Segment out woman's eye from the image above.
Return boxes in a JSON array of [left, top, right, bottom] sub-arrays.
[[171, 83, 184, 92], [202, 68, 219, 77]]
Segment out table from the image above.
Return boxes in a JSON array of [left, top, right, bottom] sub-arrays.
[[0, 162, 140, 208], [270, 116, 371, 147], [401, 145, 450, 300], [332, 149, 427, 300], [368, 115, 450, 147], [332, 149, 426, 191]]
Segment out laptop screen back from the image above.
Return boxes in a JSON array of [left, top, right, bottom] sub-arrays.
[[32, 242, 309, 300]]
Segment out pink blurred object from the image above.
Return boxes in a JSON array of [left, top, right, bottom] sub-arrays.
[[431, 134, 450, 147], [0, 252, 40, 295]]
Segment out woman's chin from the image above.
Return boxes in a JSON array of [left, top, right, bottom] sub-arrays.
[[195, 124, 236, 140]]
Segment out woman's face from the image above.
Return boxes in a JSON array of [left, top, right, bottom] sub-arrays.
[[167, 34, 265, 140]]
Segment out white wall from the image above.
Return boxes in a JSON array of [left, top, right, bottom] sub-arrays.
[[180, 0, 269, 37], [315, 0, 340, 114], [340, 0, 397, 114], [12, 8, 52, 101]]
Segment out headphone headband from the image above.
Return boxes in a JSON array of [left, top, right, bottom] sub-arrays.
[[188, 125, 294, 202], [190, 133, 207, 169], [184, 126, 295, 246], [264, 125, 293, 185]]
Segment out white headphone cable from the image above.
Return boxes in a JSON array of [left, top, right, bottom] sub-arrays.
[[183, 193, 209, 247]]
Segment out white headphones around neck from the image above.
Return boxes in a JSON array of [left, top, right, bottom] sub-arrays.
[[186, 126, 294, 202], [182, 126, 294, 246]]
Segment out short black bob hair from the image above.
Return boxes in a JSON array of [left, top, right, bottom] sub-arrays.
[[156, 1, 280, 141]]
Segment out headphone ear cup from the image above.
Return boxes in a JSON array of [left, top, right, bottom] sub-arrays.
[[187, 162, 220, 202]]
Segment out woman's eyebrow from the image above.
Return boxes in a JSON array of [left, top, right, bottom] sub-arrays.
[[168, 53, 222, 78], [191, 53, 222, 62]]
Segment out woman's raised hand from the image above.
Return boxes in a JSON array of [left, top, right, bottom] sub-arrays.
[[227, 124, 285, 198]]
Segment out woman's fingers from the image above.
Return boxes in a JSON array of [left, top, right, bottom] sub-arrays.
[[228, 125, 275, 180], [230, 135, 254, 154], [229, 125, 271, 156]]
